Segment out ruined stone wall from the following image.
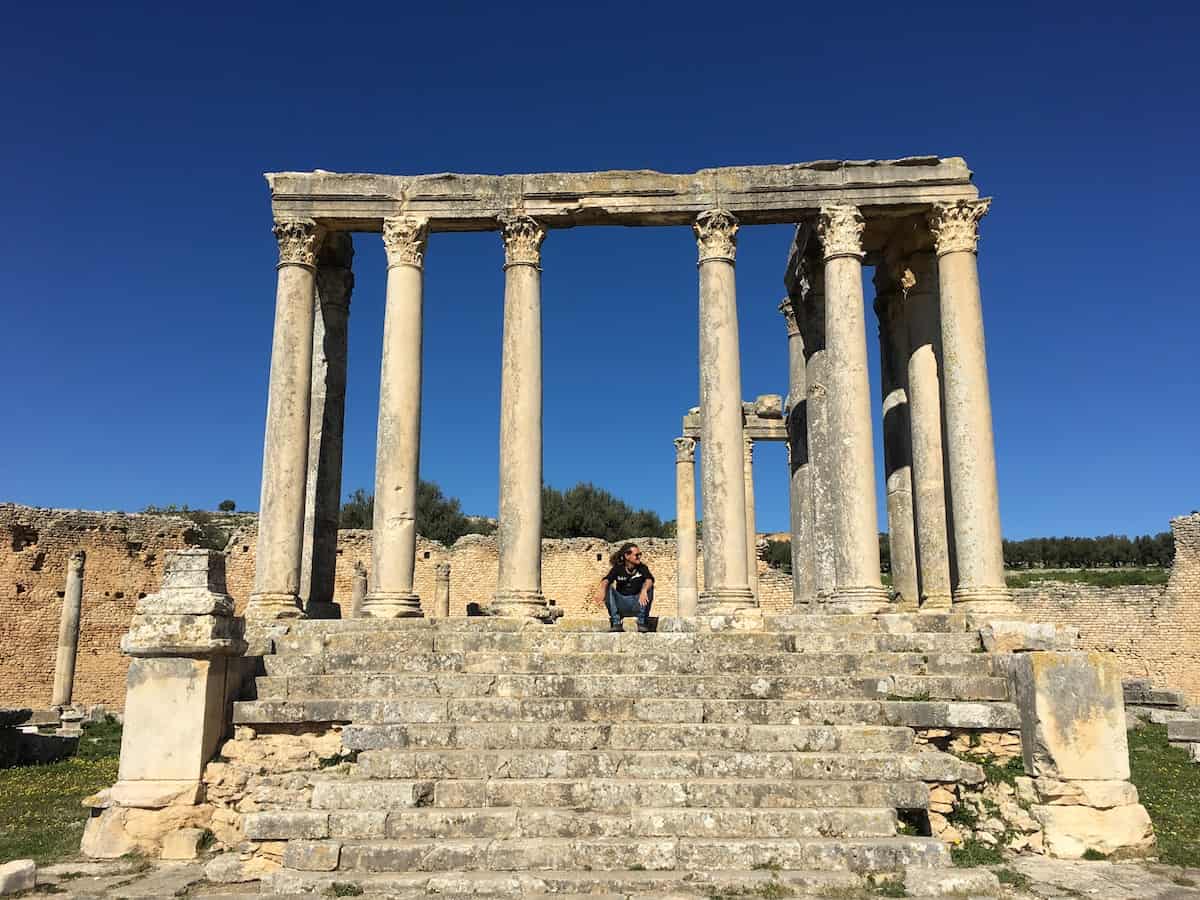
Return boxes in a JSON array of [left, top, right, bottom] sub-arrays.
[[0, 504, 202, 709], [1013, 513, 1200, 704]]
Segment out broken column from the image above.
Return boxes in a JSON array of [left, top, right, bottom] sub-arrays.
[[83, 550, 245, 858], [51, 550, 85, 708], [674, 437, 698, 618], [742, 432, 758, 601], [349, 561, 368, 619], [1011, 651, 1155, 859], [434, 563, 451, 617]]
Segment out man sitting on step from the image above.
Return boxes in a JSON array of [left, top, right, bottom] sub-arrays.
[[596, 543, 654, 633]]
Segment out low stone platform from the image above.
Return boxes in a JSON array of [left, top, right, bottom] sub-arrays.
[[197, 612, 1041, 895]]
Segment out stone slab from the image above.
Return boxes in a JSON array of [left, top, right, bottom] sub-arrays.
[[1031, 803, 1155, 859], [1167, 719, 1200, 742], [0, 859, 35, 896]]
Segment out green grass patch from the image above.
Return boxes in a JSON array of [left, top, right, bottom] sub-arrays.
[[996, 868, 1031, 889], [1081, 848, 1108, 860], [1005, 568, 1168, 588], [949, 838, 1003, 867], [1127, 724, 1200, 867], [0, 720, 120, 864], [325, 884, 365, 897], [959, 753, 1025, 787]]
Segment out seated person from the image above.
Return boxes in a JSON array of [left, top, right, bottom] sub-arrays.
[[596, 542, 654, 632]]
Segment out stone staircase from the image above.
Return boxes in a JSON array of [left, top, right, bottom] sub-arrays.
[[228, 613, 1013, 896]]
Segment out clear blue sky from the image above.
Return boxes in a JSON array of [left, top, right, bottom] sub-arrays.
[[3, 1, 1197, 539]]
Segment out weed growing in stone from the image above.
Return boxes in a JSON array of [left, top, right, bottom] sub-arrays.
[[1128, 724, 1200, 867], [325, 883, 364, 897], [996, 867, 1031, 889], [949, 837, 1003, 867]]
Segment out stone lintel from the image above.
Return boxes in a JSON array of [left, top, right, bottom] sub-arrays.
[[682, 403, 788, 442], [267, 158, 978, 232]]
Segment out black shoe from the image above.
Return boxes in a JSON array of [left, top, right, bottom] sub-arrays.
[[609, 623, 624, 633]]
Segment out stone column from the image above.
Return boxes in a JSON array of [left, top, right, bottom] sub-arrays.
[[300, 233, 354, 619], [349, 561, 368, 618], [248, 218, 321, 619], [743, 433, 759, 600], [903, 251, 953, 609], [674, 437, 698, 617], [780, 296, 815, 607], [817, 205, 888, 613], [364, 217, 429, 619], [876, 280, 919, 611], [694, 210, 754, 614], [434, 563, 451, 617], [929, 199, 1014, 611], [51, 550, 85, 707], [493, 215, 548, 617], [803, 261, 837, 601]]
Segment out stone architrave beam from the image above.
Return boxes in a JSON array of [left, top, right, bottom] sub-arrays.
[[267, 158, 978, 232]]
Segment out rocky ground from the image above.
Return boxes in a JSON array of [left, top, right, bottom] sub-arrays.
[[8, 855, 1200, 899]]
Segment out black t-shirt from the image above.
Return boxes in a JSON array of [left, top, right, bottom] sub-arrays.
[[604, 562, 654, 596]]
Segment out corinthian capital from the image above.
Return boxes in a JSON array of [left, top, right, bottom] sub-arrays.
[[674, 437, 696, 463], [500, 214, 546, 268], [693, 209, 739, 263], [68, 549, 86, 574], [273, 218, 321, 267], [928, 198, 991, 256], [382, 216, 429, 269], [778, 297, 801, 337], [816, 205, 864, 261]]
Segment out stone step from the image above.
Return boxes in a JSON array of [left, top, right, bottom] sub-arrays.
[[301, 835, 949, 873], [262, 649, 996, 678], [766, 613, 968, 633], [264, 866, 873, 897], [234, 690, 1013, 728], [307, 805, 897, 840], [249, 777, 933, 818], [247, 672, 1009, 705], [335, 750, 977, 785], [332, 722, 913, 754]]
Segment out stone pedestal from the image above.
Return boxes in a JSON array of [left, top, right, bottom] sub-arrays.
[[694, 210, 754, 614], [301, 233, 354, 620], [674, 438, 698, 618], [929, 200, 1014, 613], [51, 550, 85, 707], [903, 252, 953, 610], [780, 296, 815, 607], [817, 206, 888, 613], [364, 217, 428, 619], [248, 219, 321, 620], [493, 215, 549, 618], [434, 563, 451, 617]]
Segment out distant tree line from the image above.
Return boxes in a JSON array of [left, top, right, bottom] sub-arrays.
[[339, 481, 672, 546], [1001, 533, 1174, 569]]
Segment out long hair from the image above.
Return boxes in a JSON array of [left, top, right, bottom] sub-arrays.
[[610, 542, 638, 568]]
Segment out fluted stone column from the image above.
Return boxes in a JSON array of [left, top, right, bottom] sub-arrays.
[[904, 251, 953, 609], [743, 434, 759, 600], [300, 233, 354, 619], [817, 205, 888, 613], [803, 260, 837, 600], [929, 199, 1014, 612], [51, 550, 85, 707], [694, 210, 754, 614], [349, 561, 367, 618], [434, 563, 451, 617], [493, 215, 548, 617], [876, 279, 919, 611], [780, 296, 816, 607], [674, 437, 699, 617], [364, 217, 429, 618], [248, 218, 322, 619]]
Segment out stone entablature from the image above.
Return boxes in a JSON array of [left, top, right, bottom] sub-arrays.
[[266, 158, 978, 231]]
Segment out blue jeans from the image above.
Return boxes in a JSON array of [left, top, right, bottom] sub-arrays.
[[605, 585, 653, 628]]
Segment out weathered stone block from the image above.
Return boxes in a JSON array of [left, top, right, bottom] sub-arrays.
[[1033, 777, 1139, 808], [160, 827, 205, 860], [1011, 652, 1130, 780], [1031, 804, 1154, 858], [109, 779, 202, 809], [241, 810, 329, 840], [283, 840, 341, 871], [0, 859, 36, 896], [980, 620, 1077, 653], [1166, 719, 1200, 742]]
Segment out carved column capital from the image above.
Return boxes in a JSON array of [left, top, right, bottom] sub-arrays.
[[68, 549, 86, 574], [693, 209, 739, 264], [500, 214, 546, 268], [273, 218, 321, 267], [816, 205, 865, 261], [928, 198, 991, 256], [778, 297, 801, 337], [674, 437, 696, 463], [383, 216, 429, 269], [435, 562, 451, 578]]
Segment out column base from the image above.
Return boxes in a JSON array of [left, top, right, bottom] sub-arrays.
[[697, 586, 756, 616], [828, 585, 890, 614], [953, 584, 1018, 616], [303, 600, 342, 620], [246, 591, 304, 620], [492, 590, 548, 618], [919, 591, 954, 613], [362, 592, 423, 619]]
